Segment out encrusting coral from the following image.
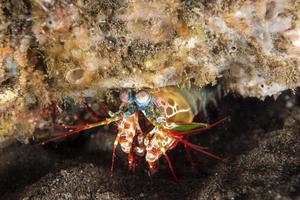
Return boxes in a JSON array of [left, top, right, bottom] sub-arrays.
[[0, 0, 299, 143]]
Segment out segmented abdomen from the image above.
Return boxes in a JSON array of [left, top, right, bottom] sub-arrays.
[[150, 85, 221, 123]]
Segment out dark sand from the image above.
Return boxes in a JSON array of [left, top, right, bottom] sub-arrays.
[[0, 90, 299, 200]]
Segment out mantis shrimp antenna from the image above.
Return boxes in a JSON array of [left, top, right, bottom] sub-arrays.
[[40, 118, 114, 144]]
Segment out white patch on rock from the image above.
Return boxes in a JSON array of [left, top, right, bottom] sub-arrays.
[[0, 90, 17, 107]]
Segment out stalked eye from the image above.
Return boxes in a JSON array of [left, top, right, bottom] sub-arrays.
[[119, 89, 130, 103], [135, 91, 151, 107]]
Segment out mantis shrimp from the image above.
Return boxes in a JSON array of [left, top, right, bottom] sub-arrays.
[[43, 85, 225, 179]]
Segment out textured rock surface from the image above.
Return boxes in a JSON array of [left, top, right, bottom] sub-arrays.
[[0, 0, 299, 142]]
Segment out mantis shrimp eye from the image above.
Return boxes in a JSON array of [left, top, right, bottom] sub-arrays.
[[120, 89, 131, 103], [135, 91, 151, 107]]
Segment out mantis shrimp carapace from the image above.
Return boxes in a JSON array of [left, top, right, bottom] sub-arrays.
[[41, 85, 226, 179]]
